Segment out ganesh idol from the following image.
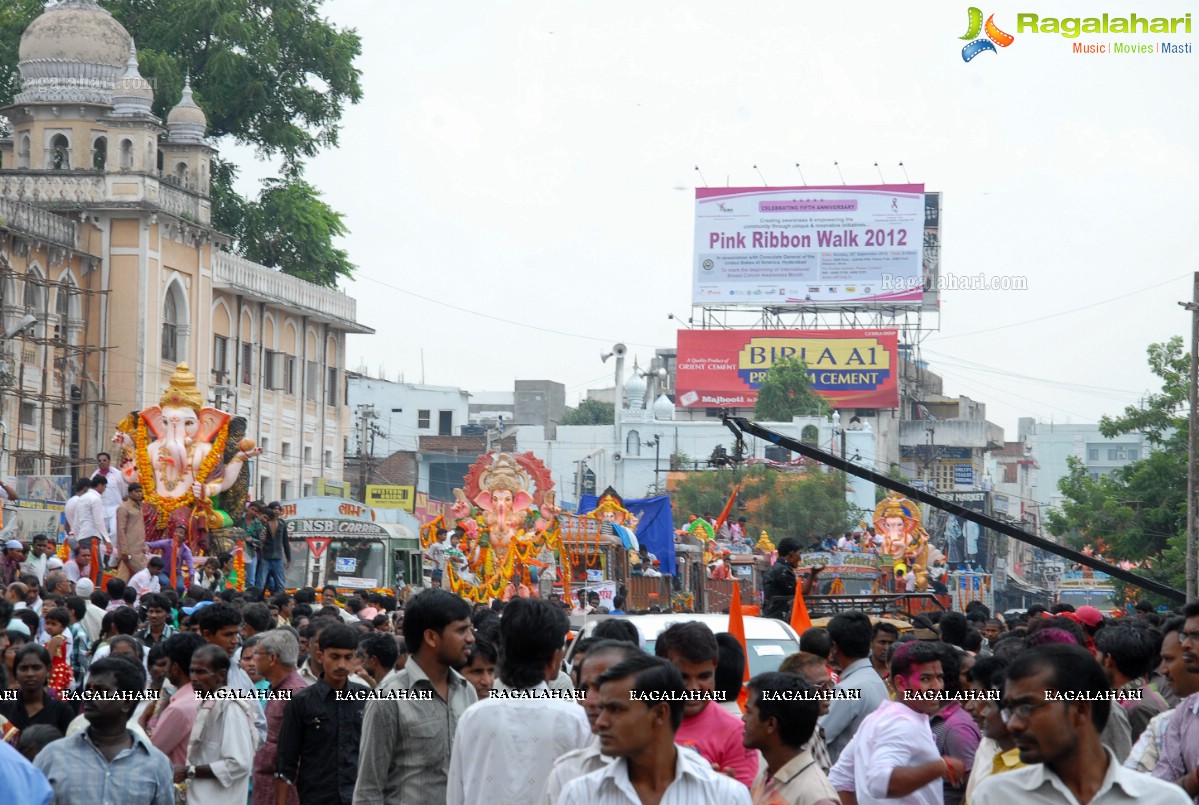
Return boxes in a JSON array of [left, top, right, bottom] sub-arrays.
[[114, 364, 261, 543]]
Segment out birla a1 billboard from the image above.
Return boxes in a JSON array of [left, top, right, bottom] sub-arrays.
[[675, 329, 899, 410]]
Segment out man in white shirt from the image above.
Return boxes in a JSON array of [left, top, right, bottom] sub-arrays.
[[447, 596, 591, 805], [829, 640, 965, 804], [73, 476, 110, 583], [177, 644, 258, 804], [90, 451, 127, 537], [128, 555, 164, 602], [542, 639, 643, 805], [972, 643, 1188, 805], [62, 477, 89, 542], [559, 653, 751, 805], [18, 534, 50, 584]]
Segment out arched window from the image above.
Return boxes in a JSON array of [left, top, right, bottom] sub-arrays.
[[162, 284, 184, 362], [23, 268, 43, 313], [119, 139, 133, 170], [157, 148, 164, 174], [92, 136, 107, 170], [175, 161, 189, 186], [49, 134, 70, 170], [625, 430, 641, 456], [54, 278, 76, 342], [17, 135, 30, 169], [800, 424, 819, 445]]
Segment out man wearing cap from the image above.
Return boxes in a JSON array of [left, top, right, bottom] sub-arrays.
[[1, 540, 24, 586]]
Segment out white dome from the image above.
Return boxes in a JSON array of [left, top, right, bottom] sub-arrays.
[[111, 43, 155, 117], [624, 372, 647, 394], [653, 394, 675, 421], [167, 76, 207, 142], [16, 0, 132, 106]]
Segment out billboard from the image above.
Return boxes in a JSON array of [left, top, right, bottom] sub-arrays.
[[675, 329, 899, 409], [922, 192, 942, 311], [365, 485, 416, 511], [693, 185, 924, 306]]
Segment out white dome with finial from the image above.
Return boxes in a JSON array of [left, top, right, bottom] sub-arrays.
[[653, 394, 675, 421], [167, 75, 207, 142], [624, 367, 647, 410], [16, 0, 133, 105], [111, 42, 155, 117]]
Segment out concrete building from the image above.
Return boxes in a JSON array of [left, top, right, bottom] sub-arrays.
[[1017, 418, 1151, 513], [0, 0, 370, 497]]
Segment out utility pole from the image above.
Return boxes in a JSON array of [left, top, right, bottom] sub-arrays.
[[1181, 273, 1199, 601]]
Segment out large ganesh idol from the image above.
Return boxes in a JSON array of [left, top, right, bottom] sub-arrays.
[[114, 364, 261, 544], [439, 452, 561, 602], [873, 492, 944, 592]]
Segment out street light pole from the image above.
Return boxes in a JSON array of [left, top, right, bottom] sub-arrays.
[[646, 435, 661, 494], [1181, 274, 1199, 601]]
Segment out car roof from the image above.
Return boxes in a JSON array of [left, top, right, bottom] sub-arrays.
[[611, 613, 801, 642]]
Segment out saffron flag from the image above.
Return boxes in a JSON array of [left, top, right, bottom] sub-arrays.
[[713, 482, 742, 536], [790, 572, 812, 633], [727, 582, 752, 713]]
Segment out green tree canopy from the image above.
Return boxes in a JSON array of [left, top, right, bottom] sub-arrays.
[[753, 357, 832, 421], [561, 399, 615, 426], [0, 0, 362, 287], [1045, 337, 1188, 597]]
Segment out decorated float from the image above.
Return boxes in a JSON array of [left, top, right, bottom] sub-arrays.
[[110, 364, 259, 589]]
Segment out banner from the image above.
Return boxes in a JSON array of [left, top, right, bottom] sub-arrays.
[[693, 185, 924, 306], [366, 485, 415, 511], [675, 328, 898, 409]]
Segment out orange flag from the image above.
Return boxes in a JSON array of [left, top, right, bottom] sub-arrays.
[[790, 571, 813, 633], [713, 482, 742, 536], [728, 582, 752, 712]]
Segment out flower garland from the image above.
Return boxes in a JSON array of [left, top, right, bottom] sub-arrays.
[[233, 541, 246, 592], [135, 417, 229, 528]]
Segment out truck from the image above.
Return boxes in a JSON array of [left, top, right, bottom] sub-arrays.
[[1054, 569, 1119, 611]]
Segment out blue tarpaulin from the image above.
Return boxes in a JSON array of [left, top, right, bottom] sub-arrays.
[[577, 494, 676, 575]]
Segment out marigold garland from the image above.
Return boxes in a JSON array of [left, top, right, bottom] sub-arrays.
[[135, 417, 229, 528], [233, 541, 246, 592]]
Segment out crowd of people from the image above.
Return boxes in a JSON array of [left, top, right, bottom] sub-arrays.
[[5, 525, 1199, 805]]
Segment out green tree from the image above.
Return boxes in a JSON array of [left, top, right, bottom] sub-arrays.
[[561, 399, 614, 426], [240, 172, 353, 286], [753, 357, 832, 421], [0, 0, 362, 287], [1045, 337, 1189, 594]]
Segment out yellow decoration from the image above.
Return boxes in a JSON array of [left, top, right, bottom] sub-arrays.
[[233, 541, 246, 592], [159, 364, 204, 410], [756, 530, 775, 552]]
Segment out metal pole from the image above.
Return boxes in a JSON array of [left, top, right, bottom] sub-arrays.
[[1188, 273, 1199, 600]]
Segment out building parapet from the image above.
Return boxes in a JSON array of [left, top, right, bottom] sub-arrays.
[[0, 170, 210, 225], [211, 250, 372, 333], [0, 196, 78, 248]]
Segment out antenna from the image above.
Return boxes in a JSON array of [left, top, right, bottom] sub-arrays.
[[875, 162, 886, 183], [694, 165, 708, 187], [834, 162, 846, 185], [899, 162, 911, 183], [794, 163, 807, 186], [753, 165, 767, 186]]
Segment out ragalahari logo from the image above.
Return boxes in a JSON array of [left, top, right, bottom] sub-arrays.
[[960, 7, 1015, 61]]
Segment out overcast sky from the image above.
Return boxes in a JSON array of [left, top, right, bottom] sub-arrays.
[[229, 0, 1198, 439]]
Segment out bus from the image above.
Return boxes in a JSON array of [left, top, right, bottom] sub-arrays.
[[279, 497, 422, 596]]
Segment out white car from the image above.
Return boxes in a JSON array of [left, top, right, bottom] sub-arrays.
[[568, 613, 801, 677]]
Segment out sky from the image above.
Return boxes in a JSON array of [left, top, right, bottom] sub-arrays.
[[227, 0, 1199, 439]]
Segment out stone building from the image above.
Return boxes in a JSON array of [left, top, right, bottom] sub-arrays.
[[0, 0, 371, 498]]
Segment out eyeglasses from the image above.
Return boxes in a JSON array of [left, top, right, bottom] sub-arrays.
[[1000, 700, 1050, 724], [1179, 631, 1199, 644]]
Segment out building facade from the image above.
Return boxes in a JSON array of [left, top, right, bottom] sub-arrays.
[[0, 0, 370, 495]]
